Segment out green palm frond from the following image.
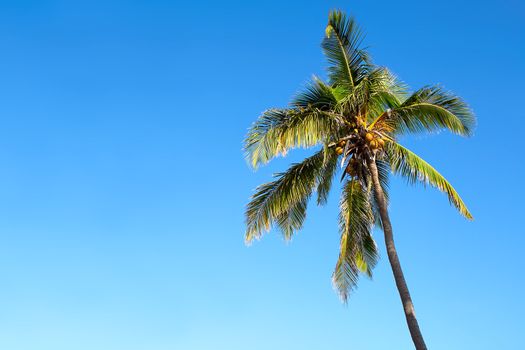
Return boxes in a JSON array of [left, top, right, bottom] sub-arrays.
[[333, 179, 378, 301], [244, 108, 341, 168], [382, 85, 475, 136], [323, 10, 368, 88], [316, 148, 339, 205], [245, 150, 334, 242], [275, 198, 308, 241], [292, 77, 345, 110], [341, 67, 404, 122], [386, 142, 473, 219], [365, 69, 405, 120]]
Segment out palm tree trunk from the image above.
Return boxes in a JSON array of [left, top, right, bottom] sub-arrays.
[[367, 157, 428, 350]]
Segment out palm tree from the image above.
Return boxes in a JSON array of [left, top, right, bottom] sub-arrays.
[[243, 10, 475, 350]]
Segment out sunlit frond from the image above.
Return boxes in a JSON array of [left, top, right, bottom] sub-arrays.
[[244, 108, 341, 168], [275, 198, 308, 241], [340, 67, 404, 123], [323, 10, 368, 88], [316, 148, 339, 205], [379, 85, 475, 136], [245, 150, 336, 242], [333, 179, 378, 302], [364, 68, 405, 120], [292, 77, 345, 110], [386, 142, 473, 219]]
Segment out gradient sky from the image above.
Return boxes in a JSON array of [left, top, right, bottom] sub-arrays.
[[0, 1, 523, 349]]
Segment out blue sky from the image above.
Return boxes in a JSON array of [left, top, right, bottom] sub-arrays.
[[0, 1, 523, 349]]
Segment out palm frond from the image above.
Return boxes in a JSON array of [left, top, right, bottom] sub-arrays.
[[292, 77, 345, 110], [362, 68, 405, 122], [386, 141, 473, 219], [380, 85, 475, 136], [245, 150, 334, 242], [244, 108, 341, 168], [340, 67, 404, 123], [323, 10, 368, 88], [333, 179, 378, 302], [275, 198, 308, 240], [316, 148, 339, 205]]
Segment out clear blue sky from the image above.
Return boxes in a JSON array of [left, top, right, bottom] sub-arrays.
[[0, 1, 523, 349]]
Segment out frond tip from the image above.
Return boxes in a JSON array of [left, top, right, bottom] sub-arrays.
[[322, 10, 367, 88], [386, 142, 473, 220]]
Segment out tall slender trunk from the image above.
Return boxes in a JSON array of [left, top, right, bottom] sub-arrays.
[[367, 157, 428, 350]]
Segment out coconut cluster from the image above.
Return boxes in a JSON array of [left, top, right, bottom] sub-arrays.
[[333, 131, 385, 156], [365, 132, 385, 150], [331, 128, 387, 179], [334, 140, 346, 155]]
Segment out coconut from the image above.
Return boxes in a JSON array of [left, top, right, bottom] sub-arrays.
[[335, 147, 344, 155], [378, 138, 385, 147], [365, 133, 374, 141], [370, 140, 378, 149], [337, 140, 346, 147]]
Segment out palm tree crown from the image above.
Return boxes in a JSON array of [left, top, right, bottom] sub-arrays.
[[244, 10, 475, 302]]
